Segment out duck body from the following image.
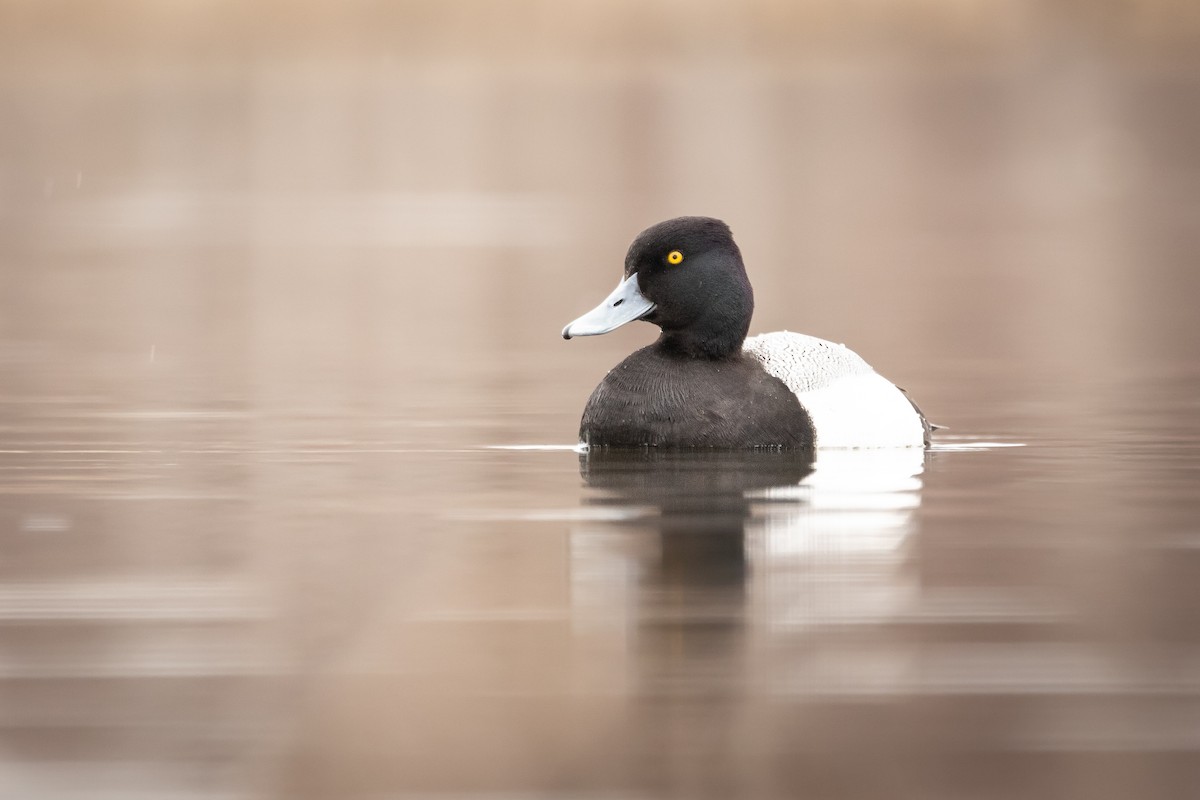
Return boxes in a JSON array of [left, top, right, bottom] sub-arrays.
[[580, 344, 814, 449], [563, 217, 932, 450]]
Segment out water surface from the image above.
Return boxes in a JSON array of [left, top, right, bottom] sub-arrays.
[[3, 366, 1199, 799], [4, 5, 1200, 798]]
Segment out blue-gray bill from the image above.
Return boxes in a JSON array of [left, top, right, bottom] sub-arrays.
[[561, 274, 656, 339]]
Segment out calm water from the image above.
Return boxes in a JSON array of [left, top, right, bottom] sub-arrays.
[[2, 354, 1199, 799], [4, 4, 1200, 799]]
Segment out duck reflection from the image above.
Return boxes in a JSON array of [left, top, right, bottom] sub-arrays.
[[575, 448, 927, 629], [572, 448, 927, 789], [577, 449, 816, 791], [615, 451, 808, 640], [581, 449, 815, 592]]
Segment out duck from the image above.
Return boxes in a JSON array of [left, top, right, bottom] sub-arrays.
[[561, 216, 933, 450]]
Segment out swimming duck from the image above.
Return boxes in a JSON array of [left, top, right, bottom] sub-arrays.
[[561, 216, 932, 449]]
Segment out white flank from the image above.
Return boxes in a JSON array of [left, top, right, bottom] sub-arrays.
[[744, 331, 925, 449], [797, 372, 926, 448]]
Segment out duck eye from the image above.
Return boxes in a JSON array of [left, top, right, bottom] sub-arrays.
[[666, 250, 684, 265]]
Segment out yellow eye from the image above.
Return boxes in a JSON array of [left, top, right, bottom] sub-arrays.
[[666, 250, 684, 265]]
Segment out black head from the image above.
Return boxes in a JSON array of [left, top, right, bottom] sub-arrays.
[[625, 217, 754, 359]]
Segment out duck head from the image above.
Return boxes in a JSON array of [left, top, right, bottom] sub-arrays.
[[561, 216, 754, 359]]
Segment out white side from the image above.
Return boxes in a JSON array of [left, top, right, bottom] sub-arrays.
[[796, 372, 926, 448], [744, 331, 925, 449], [743, 331, 873, 392]]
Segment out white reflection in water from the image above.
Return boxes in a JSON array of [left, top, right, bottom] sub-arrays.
[[568, 448, 925, 652], [568, 444, 1086, 702], [747, 449, 924, 637]]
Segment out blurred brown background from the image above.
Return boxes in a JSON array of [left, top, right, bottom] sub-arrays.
[[3, 0, 1199, 438], [3, 3, 1200, 799]]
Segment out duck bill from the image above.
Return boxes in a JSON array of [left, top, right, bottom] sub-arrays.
[[561, 274, 656, 339]]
